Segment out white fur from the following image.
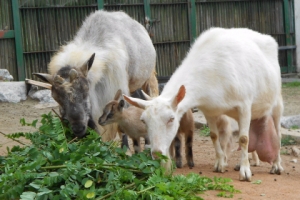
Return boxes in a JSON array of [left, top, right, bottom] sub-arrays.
[[124, 27, 283, 181], [48, 10, 156, 140]]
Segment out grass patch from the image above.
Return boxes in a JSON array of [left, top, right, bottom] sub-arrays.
[[282, 81, 300, 88], [290, 125, 299, 129], [280, 149, 289, 155], [200, 125, 210, 137], [281, 135, 296, 146]]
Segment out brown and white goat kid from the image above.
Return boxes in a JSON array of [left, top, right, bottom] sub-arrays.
[[33, 10, 158, 140], [99, 89, 194, 169], [98, 89, 150, 154], [124, 28, 283, 181]]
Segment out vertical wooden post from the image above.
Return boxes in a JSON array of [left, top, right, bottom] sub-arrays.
[[12, 0, 25, 81], [188, 0, 197, 45]]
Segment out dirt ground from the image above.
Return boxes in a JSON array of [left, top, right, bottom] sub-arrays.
[[0, 86, 300, 199]]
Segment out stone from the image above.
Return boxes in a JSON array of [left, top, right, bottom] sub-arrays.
[[281, 115, 300, 129], [291, 146, 300, 157], [28, 85, 55, 103], [0, 82, 27, 103], [0, 69, 13, 81]]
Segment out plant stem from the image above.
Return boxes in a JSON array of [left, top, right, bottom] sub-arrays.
[[52, 109, 62, 121], [68, 137, 78, 144], [97, 182, 136, 200], [40, 163, 142, 173], [0, 131, 26, 145], [41, 165, 66, 169], [137, 186, 155, 194]]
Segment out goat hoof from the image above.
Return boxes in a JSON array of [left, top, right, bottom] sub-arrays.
[[234, 164, 240, 171], [176, 160, 182, 168], [188, 161, 194, 168], [270, 165, 283, 175], [239, 166, 252, 182]]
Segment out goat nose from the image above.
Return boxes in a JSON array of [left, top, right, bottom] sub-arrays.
[[72, 124, 86, 135], [151, 150, 163, 160]]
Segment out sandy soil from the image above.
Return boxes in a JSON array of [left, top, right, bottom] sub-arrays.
[[0, 86, 300, 199]]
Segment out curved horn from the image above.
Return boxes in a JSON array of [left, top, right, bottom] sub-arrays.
[[114, 89, 122, 101], [69, 69, 78, 83], [33, 73, 53, 85], [54, 75, 64, 85], [141, 90, 152, 100]]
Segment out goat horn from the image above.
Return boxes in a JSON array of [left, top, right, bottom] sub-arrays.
[[54, 75, 64, 85]]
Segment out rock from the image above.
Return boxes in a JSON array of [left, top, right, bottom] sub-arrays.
[[0, 69, 13, 81], [291, 146, 300, 157], [28, 85, 55, 103], [290, 159, 297, 163], [281, 115, 300, 129], [0, 82, 27, 103]]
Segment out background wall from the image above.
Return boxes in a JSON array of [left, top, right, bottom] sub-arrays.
[[0, 0, 296, 82]]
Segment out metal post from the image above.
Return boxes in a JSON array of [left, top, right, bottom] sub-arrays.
[[97, 0, 104, 10], [144, 0, 151, 20], [0, 30, 15, 39], [294, 0, 300, 73], [188, 0, 197, 45], [12, 0, 25, 81], [283, 0, 293, 73]]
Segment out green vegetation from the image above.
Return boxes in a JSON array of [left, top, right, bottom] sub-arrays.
[[290, 125, 299, 129], [200, 124, 210, 137], [281, 135, 296, 146], [280, 149, 289, 155], [282, 81, 300, 88], [251, 180, 262, 185], [0, 112, 239, 199]]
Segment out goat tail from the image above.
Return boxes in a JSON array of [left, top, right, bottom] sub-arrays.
[[142, 68, 159, 97]]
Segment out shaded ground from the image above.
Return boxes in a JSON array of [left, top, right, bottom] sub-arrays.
[[0, 86, 300, 199]]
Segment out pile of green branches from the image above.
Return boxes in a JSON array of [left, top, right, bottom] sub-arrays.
[[0, 112, 239, 199]]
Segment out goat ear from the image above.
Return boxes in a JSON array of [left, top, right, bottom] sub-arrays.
[[118, 99, 125, 111], [81, 53, 95, 77], [69, 69, 78, 82], [171, 85, 185, 110], [123, 95, 148, 109], [33, 73, 54, 85], [141, 90, 152, 100], [114, 89, 122, 101]]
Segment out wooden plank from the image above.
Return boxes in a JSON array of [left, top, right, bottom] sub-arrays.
[[25, 79, 52, 89]]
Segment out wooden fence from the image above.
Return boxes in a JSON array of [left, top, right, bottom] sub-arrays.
[[0, 0, 296, 82]]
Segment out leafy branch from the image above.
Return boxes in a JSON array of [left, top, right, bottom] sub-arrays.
[[0, 112, 239, 199]]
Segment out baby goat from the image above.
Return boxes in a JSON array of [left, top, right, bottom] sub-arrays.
[[98, 89, 149, 154], [98, 89, 194, 169]]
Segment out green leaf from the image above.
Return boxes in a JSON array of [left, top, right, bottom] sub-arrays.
[[29, 182, 41, 189], [37, 188, 52, 196], [86, 192, 95, 199], [251, 180, 262, 184], [85, 180, 93, 188], [20, 191, 36, 200]]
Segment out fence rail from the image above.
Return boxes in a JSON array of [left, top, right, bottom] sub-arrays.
[[0, 0, 296, 81]]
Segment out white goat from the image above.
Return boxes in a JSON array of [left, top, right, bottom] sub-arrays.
[[124, 27, 283, 181], [99, 89, 195, 169], [34, 10, 158, 141]]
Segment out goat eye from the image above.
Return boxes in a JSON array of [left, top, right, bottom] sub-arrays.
[[107, 113, 113, 119], [141, 119, 145, 124], [168, 117, 174, 124]]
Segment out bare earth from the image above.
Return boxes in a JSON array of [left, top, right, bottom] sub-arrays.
[[0, 86, 300, 199]]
